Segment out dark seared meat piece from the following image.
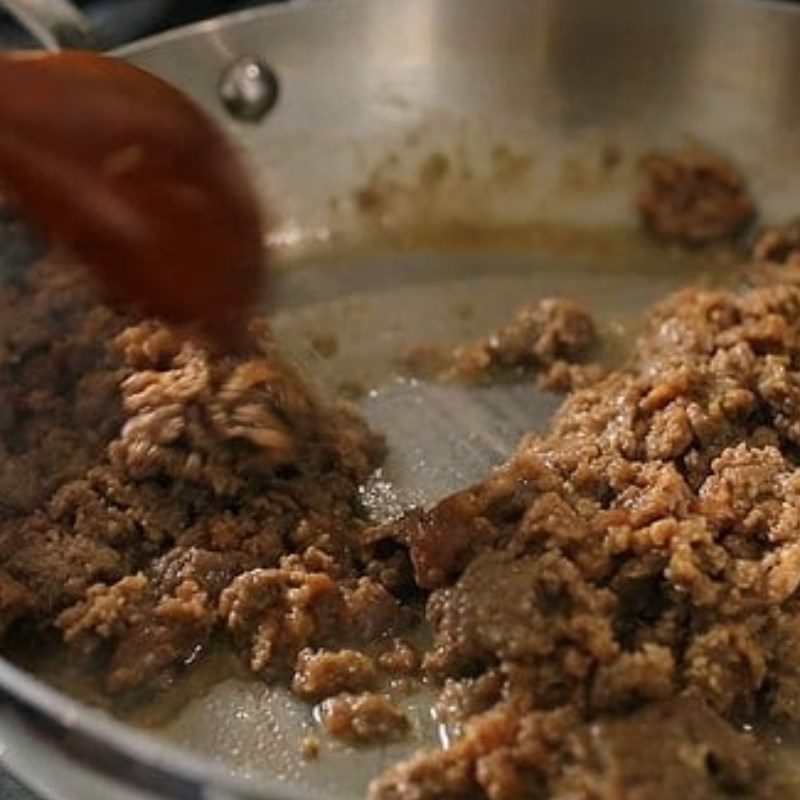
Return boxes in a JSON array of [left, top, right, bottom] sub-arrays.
[[638, 149, 754, 245]]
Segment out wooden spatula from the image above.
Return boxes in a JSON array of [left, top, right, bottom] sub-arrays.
[[0, 50, 265, 346]]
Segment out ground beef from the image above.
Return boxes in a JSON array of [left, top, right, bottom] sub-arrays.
[[320, 692, 409, 743], [399, 299, 598, 386], [443, 299, 597, 384], [220, 563, 345, 675], [8, 208, 800, 797], [292, 648, 377, 700], [218, 565, 410, 679], [434, 671, 506, 737], [536, 359, 607, 392], [0, 263, 392, 695], [376, 637, 420, 676], [0, 259, 127, 516], [562, 697, 768, 799], [637, 149, 755, 245], [58, 572, 215, 692], [422, 549, 622, 712], [372, 704, 578, 800], [747, 220, 800, 288], [753, 220, 800, 266], [367, 281, 800, 797], [372, 696, 767, 800]]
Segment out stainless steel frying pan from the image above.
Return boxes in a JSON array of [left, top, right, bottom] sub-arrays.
[[2, 0, 800, 798]]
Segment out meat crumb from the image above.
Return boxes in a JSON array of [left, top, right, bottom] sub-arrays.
[[320, 692, 409, 743], [444, 298, 596, 383], [300, 735, 321, 760], [753, 220, 800, 265], [292, 648, 377, 700], [536, 359, 607, 392], [376, 638, 420, 676], [638, 148, 755, 245], [747, 220, 800, 288], [399, 299, 599, 389]]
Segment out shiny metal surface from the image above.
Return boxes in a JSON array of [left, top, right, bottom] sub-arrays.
[[2, 0, 800, 797], [118, 0, 800, 254], [218, 56, 280, 123]]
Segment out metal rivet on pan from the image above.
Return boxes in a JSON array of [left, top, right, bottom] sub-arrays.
[[218, 57, 279, 123]]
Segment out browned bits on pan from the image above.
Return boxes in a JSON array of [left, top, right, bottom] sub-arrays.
[[397, 341, 450, 380], [309, 332, 339, 360], [299, 735, 321, 760], [638, 148, 755, 245]]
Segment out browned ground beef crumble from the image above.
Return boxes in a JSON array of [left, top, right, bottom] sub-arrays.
[[367, 279, 800, 798], [292, 648, 378, 700], [320, 691, 409, 742], [6, 197, 800, 797], [746, 220, 800, 289], [0, 259, 399, 696], [637, 149, 755, 245], [753, 220, 800, 266], [400, 298, 603, 391]]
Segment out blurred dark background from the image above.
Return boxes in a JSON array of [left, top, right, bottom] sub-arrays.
[[0, 0, 287, 49]]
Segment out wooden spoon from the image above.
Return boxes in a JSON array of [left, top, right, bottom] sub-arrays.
[[0, 50, 265, 347]]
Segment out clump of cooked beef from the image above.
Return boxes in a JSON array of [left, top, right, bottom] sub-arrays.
[[292, 648, 377, 700], [375, 637, 420, 676], [443, 298, 597, 384], [367, 282, 800, 798], [753, 219, 800, 266], [0, 262, 398, 694], [0, 259, 128, 516], [747, 220, 800, 288], [638, 149, 755, 245], [399, 298, 601, 390], [372, 696, 771, 800], [320, 692, 409, 743]]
